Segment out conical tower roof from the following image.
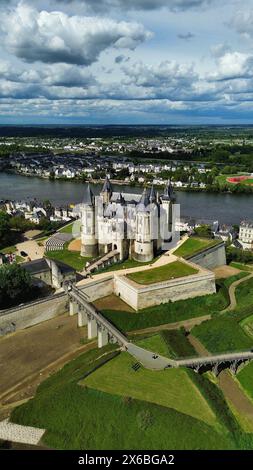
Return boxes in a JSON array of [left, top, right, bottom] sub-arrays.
[[102, 176, 113, 194], [82, 183, 94, 206], [149, 185, 157, 203], [162, 179, 174, 201], [137, 187, 150, 212]]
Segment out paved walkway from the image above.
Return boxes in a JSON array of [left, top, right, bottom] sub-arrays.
[[221, 273, 253, 313], [0, 419, 45, 445]]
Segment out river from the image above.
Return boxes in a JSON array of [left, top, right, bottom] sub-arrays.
[[0, 172, 252, 225]]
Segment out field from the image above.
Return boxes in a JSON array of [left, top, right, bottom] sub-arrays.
[[174, 237, 220, 259], [237, 362, 253, 404], [135, 330, 196, 359], [126, 260, 198, 285], [192, 316, 252, 353], [84, 352, 218, 427], [46, 244, 91, 271], [93, 257, 158, 275], [11, 346, 234, 450], [58, 223, 75, 234], [102, 275, 240, 332]]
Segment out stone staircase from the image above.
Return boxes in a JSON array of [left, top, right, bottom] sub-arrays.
[[83, 249, 120, 275]]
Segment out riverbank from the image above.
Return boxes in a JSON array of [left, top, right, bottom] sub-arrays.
[[5, 169, 253, 195], [1, 172, 253, 224]]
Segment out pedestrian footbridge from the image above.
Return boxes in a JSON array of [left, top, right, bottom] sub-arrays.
[[66, 283, 253, 376]]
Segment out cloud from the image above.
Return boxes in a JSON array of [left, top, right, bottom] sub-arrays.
[[177, 32, 195, 40], [53, 0, 214, 13], [2, 2, 152, 65], [210, 43, 231, 58], [210, 51, 253, 81], [230, 10, 253, 38]]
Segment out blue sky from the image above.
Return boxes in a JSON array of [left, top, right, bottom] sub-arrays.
[[0, 0, 253, 124]]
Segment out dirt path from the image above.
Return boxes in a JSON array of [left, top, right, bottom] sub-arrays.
[[129, 315, 211, 337], [221, 273, 253, 313], [0, 340, 96, 421], [0, 314, 97, 417]]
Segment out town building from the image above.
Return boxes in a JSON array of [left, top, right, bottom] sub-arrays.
[[239, 221, 253, 250]]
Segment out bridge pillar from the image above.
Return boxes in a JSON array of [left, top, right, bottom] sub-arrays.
[[230, 360, 239, 375], [88, 316, 98, 339], [212, 362, 220, 377], [69, 299, 78, 316], [78, 309, 88, 328], [98, 327, 109, 348]]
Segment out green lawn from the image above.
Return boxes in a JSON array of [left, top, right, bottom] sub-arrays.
[[94, 256, 159, 275], [1, 245, 17, 254], [11, 346, 234, 450], [192, 316, 253, 353], [174, 237, 220, 259], [136, 334, 170, 358], [237, 362, 253, 404], [102, 282, 229, 333], [135, 331, 197, 359], [160, 330, 197, 358], [58, 223, 75, 234], [235, 277, 253, 309], [46, 245, 91, 271], [127, 260, 198, 285], [230, 262, 253, 272], [84, 352, 218, 429]]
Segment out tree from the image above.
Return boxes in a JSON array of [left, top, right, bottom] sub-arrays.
[[0, 264, 34, 309], [194, 224, 212, 239], [0, 211, 11, 247]]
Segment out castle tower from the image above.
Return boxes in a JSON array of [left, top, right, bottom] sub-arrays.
[[133, 188, 154, 262], [100, 176, 113, 205], [160, 180, 175, 243], [81, 184, 98, 257]]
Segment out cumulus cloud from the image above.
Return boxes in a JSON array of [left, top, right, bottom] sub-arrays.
[[53, 0, 214, 13], [230, 10, 253, 38], [2, 3, 152, 65], [210, 52, 253, 80]]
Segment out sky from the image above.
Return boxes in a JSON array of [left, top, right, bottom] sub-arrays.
[[0, 0, 253, 124]]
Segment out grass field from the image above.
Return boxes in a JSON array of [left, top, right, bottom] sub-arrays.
[[11, 346, 234, 450], [230, 262, 253, 272], [135, 330, 197, 359], [84, 352, 218, 428], [237, 362, 253, 404], [102, 279, 231, 332], [192, 316, 252, 353], [46, 244, 91, 271], [235, 277, 253, 309], [94, 257, 158, 275], [127, 261, 198, 285], [58, 223, 75, 234], [174, 237, 220, 259], [136, 334, 170, 358]]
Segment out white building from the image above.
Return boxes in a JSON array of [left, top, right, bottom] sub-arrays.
[[80, 177, 175, 263], [239, 221, 253, 250]]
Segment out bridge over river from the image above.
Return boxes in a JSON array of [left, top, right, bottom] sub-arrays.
[[67, 284, 253, 375]]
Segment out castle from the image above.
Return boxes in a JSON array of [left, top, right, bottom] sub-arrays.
[[80, 177, 175, 263]]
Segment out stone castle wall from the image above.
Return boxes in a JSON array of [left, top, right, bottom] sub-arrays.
[[114, 269, 216, 311], [0, 276, 114, 336], [0, 293, 68, 336], [188, 242, 226, 270]]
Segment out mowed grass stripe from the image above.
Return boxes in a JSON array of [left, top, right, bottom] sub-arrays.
[[84, 352, 218, 429], [174, 237, 220, 259], [127, 260, 198, 285]]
